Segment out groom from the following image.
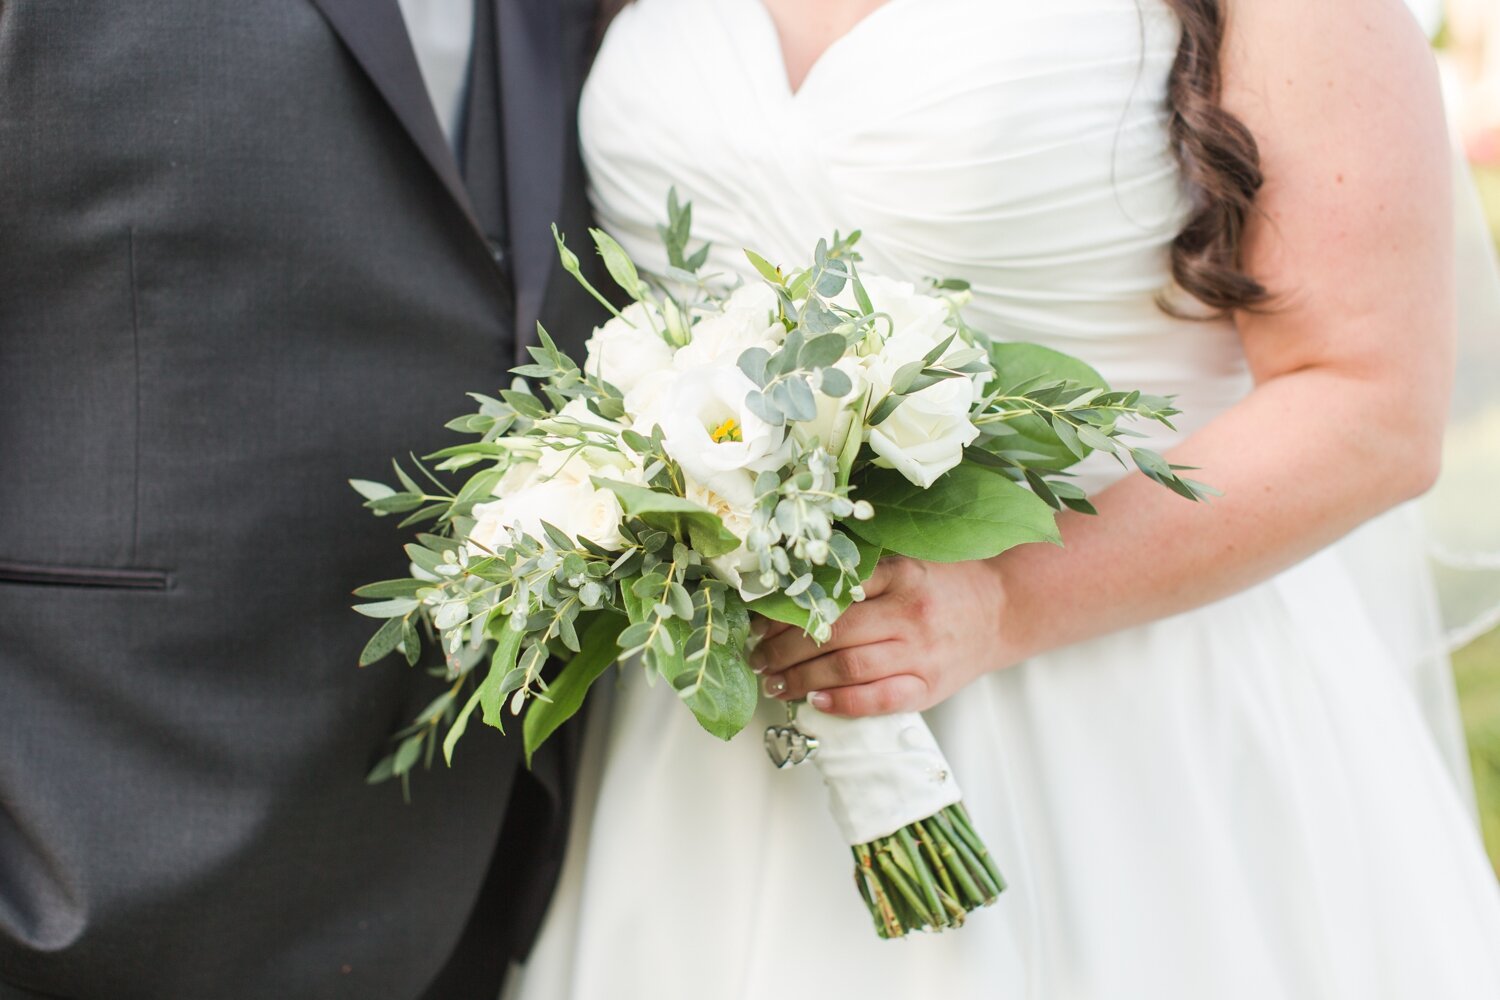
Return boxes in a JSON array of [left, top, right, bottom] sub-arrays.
[[0, 1, 600, 997]]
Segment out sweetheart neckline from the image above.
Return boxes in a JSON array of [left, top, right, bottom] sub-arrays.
[[744, 0, 918, 99]]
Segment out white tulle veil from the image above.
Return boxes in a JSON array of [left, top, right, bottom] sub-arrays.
[[1425, 153, 1500, 651], [1342, 139, 1500, 810]]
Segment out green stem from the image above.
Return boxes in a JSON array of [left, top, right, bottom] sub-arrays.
[[874, 846, 933, 928], [949, 802, 1007, 893], [896, 827, 946, 925], [933, 809, 1001, 901], [848, 802, 1005, 939]]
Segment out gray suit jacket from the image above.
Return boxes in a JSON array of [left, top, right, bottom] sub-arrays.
[[0, 1, 601, 996]]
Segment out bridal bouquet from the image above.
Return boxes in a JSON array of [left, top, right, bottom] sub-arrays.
[[353, 193, 1209, 938]]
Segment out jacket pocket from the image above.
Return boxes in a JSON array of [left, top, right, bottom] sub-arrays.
[[0, 559, 168, 590]]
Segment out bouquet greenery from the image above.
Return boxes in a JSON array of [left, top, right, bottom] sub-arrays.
[[353, 192, 1210, 938]]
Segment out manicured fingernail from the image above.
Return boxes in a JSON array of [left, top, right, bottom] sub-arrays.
[[808, 691, 831, 710], [749, 618, 769, 637], [749, 654, 766, 674], [763, 675, 787, 697]]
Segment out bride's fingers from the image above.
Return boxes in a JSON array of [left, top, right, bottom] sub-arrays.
[[761, 639, 905, 700], [750, 599, 896, 675], [859, 558, 898, 600], [807, 674, 929, 719], [748, 615, 793, 644]]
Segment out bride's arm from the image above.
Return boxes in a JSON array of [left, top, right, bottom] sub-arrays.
[[752, 0, 1456, 717]]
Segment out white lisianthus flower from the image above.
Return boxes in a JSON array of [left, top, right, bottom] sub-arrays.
[[582, 301, 675, 395], [621, 367, 680, 436], [865, 366, 980, 489], [684, 468, 769, 600], [655, 363, 791, 484]]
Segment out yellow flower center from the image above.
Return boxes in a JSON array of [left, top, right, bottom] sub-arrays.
[[709, 417, 743, 444]]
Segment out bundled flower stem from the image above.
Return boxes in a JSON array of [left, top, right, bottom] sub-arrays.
[[854, 803, 1006, 938]]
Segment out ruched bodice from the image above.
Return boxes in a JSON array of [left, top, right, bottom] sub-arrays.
[[581, 0, 1251, 487]]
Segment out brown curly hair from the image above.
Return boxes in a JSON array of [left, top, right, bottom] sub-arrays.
[[1158, 0, 1268, 314], [593, 0, 1269, 315]]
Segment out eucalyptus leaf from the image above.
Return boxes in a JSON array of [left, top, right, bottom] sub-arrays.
[[353, 598, 419, 619], [800, 333, 847, 370], [350, 479, 395, 502], [353, 579, 425, 599], [750, 533, 882, 630], [359, 616, 406, 666], [819, 366, 853, 399]]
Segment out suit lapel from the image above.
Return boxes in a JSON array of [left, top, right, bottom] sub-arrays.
[[498, 0, 566, 354], [309, 0, 485, 238]]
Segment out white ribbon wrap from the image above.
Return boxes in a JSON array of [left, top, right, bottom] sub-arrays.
[[794, 706, 962, 846]]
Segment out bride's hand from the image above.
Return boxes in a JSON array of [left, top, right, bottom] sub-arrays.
[[749, 556, 1015, 717]]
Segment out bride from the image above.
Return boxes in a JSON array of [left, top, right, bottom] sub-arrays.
[[514, 0, 1500, 996]]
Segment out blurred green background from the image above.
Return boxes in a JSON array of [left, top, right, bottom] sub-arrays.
[[1430, 0, 1500, 876], [1458, 154, 1498, 875]]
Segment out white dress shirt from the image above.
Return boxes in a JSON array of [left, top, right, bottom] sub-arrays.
[[396, 0, 476, 147]]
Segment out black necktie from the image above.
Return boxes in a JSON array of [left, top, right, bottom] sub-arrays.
[[459, 0, 508, 272]]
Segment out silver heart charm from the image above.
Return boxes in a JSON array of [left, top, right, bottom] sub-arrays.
[[764, 724, 819, 768]]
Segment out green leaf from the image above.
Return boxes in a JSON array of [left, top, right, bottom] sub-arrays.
[[749, 534, 882, 630], [671, 596, 757, 741], [443, 684, 484, 765], [986, 342, 1110, 472], [819, 366, 853, 399], [744, 250, 783, 286], [353, 598, 420, 619], [366, 492, 426, 515], [798, 334, 846, 370], [350, 479, 396, 502], [591, 477, 741, 557], [591, 227, 645, 300], [392, 733, 424, 776], [845, 463, 1060, 562], [523, 614, 626, 766], [353, 578, 425, 599], [359, 616, 407, 666], [479, 620, 526, 729]]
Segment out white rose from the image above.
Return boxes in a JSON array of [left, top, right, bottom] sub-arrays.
[[684, 469, 769, 599], [673, 284, 785, 371], [866, 371, 980, 489], [582, 302, 675, 396], [656, 363, 790, 483], [470, 475, 628, 553], [722, 281, 780, 319], [494, 457, 543, 496], [854, 275, 952, 349], [538, 400, 642, 482]]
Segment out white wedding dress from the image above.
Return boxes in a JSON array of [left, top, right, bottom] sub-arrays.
[[512, 1, 1500, 997]]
